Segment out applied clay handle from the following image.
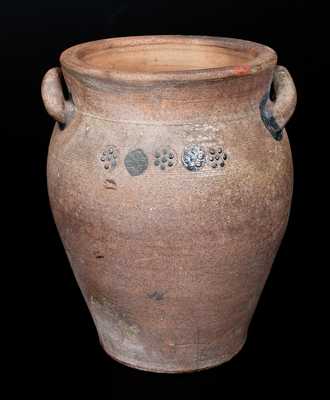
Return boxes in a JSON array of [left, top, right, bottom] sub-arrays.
[[260, 65, 297, 140], [41, 67, 74, 125]]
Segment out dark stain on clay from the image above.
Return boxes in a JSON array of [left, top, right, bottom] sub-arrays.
[[104, 179, 117, 190], [147, 291, 166, 301], [58, 122, 66, 131], [95, 255, 104, 259], [259, 92, 283, 141]]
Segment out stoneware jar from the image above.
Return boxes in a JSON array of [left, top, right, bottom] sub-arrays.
[[42, 35, 297, 373]]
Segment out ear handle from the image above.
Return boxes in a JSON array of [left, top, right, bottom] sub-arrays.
[[41, 67, 75, 126], [260, 65, 297, 141]]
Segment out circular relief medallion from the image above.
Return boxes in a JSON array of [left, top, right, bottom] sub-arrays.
[[206, 145, 228, 169], [182, 144, 206, 172], [153, 146, 177, 171], [124, 149, 149, 176], [100, 145, 119, 171]]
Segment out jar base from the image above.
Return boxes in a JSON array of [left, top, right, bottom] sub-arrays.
[[100, 335, 247, 374]]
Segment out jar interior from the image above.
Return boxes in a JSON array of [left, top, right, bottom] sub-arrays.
[[81, 43, 256, 73]]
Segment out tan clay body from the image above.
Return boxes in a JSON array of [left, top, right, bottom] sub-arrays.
[[42, 36, 296, 373]]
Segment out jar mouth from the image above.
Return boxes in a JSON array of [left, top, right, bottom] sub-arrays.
[[60, 35, 277, 84]]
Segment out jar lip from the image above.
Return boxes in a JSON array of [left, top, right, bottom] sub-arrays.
[[60, 35, 277, 84]]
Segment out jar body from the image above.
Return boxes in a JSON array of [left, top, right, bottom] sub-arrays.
[[47, 104, 293, 373], [43, 35, 296, 373]]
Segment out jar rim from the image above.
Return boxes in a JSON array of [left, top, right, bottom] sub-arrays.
[[60, 35, 277, 84]]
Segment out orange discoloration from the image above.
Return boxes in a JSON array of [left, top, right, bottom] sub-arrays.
[[233, 65, 251, 76]]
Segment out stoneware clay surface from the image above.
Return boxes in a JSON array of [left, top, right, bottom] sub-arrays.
[[42, 35, 297, 373]]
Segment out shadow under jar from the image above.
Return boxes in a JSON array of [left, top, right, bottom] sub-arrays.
[[42, 35, 296, 373]]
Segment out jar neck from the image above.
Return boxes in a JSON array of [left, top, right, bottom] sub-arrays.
[[63, 68, 273, 124]]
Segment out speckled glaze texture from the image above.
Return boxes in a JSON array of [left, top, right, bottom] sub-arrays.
[[42, 36, 297, 373]]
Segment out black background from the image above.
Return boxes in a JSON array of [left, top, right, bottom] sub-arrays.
[[3, 0, 325, 397]]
